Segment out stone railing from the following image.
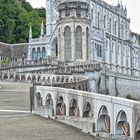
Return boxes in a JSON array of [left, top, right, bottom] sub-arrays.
[[0, 72, 89, 91], [32, 85, 140, 140]]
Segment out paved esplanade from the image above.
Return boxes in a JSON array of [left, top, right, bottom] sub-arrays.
[[0, 82, 95, 140]]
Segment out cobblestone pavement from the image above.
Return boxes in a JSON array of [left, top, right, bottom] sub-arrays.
[[0, 82, 95, 140]]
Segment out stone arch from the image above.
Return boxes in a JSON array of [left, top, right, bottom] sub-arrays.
[[83, 102, 91, 117], [3, 74, 8, 80], [45, 94, 54, 116], [46, 94, 53, 106], [64, 26, 72, 60], [69, 99, 79, 116], [42, 76, 46, 81], [56, 96, 66, 115], [52, 77, 55, 83], [97, 105, 110, 133], [76, 26, 82, 59], [116, 110, 130, 136], [36, 92, 42, 107], [61, 77, 64, 83], [27, 76, 31, 81], [32, 76, 36, 83], [136, 119, 140, 139], [9, 74, 14, 80], [51, 37, 58, 57], [15, 74, 20, 81], [21, 75, 26, 81], [37, 76, 41, 83], [47, 77, 51, 83]]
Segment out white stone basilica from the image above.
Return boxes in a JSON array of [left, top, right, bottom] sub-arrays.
[[28, 0, 140, 77]]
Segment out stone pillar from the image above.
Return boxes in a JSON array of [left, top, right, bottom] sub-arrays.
[[115, 41, 118, 73], [53, 96, 57, 116], [138, 50, 140, 78], [61, 30, 65, 61], [71, 26, 75, 61], [109, 38, 112, 70], [65, 93, 69, 116], [78, 96, 83, 117], [46, 0, 52, 35], [82, 27, 87, 61], [57, 28, 61, 60]]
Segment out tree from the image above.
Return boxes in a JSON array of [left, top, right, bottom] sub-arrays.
[[0, 0, 46, 44]]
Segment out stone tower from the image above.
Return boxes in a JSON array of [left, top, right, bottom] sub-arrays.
[[46, 0, 53, 35], [56, 0, 91, 62]]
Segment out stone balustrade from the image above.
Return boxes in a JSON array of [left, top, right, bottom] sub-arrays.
[[31, 85, 140, 140]]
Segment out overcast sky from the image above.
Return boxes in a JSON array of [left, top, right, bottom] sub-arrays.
[[26, 0, 140, 34]]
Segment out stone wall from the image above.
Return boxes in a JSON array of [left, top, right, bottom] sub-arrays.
[[99, 72, 140, 100]]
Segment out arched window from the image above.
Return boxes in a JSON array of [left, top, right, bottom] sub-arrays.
[[97, 44, 102, 57], [116, 110, 130, 136], [76, 26, 82, 59], [114, 21, 117, 36], [37, 47, 42, 59], [69, 99, 79, 116], [56, 96, 66, 115], [32, 48, 36, 59], [46, 94, 53, 107], [64, 26, 72, 60], [42, 47, 46, 58], [97, 105, 110, 133], [91, 9, 93, 22], [97, 12, 100, 28], [36, 92, 42, 107], [86, 27, 89, 60], [109, 18, 112, 33], [83, 102, 91, 117], [92, 7, 96, 26], [121, 21, 124, 38], [103, 15, 106, 28]]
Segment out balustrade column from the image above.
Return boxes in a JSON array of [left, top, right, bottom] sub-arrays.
[[65, 93, 69, 116], [78, 96, 83, 117]]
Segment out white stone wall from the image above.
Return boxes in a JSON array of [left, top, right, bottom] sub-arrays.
[[32, 85, 140, 139], [100, 73, 140, 99]]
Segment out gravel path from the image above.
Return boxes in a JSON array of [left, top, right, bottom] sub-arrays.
[[0, 82, 95, 140]]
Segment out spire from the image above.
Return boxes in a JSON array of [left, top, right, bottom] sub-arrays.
[[125, 5, 127, 12], [29, 26, 32, 40], [41, 21, 44, 37]]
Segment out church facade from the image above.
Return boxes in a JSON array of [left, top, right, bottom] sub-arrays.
[[28, 0, 140, 77]]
